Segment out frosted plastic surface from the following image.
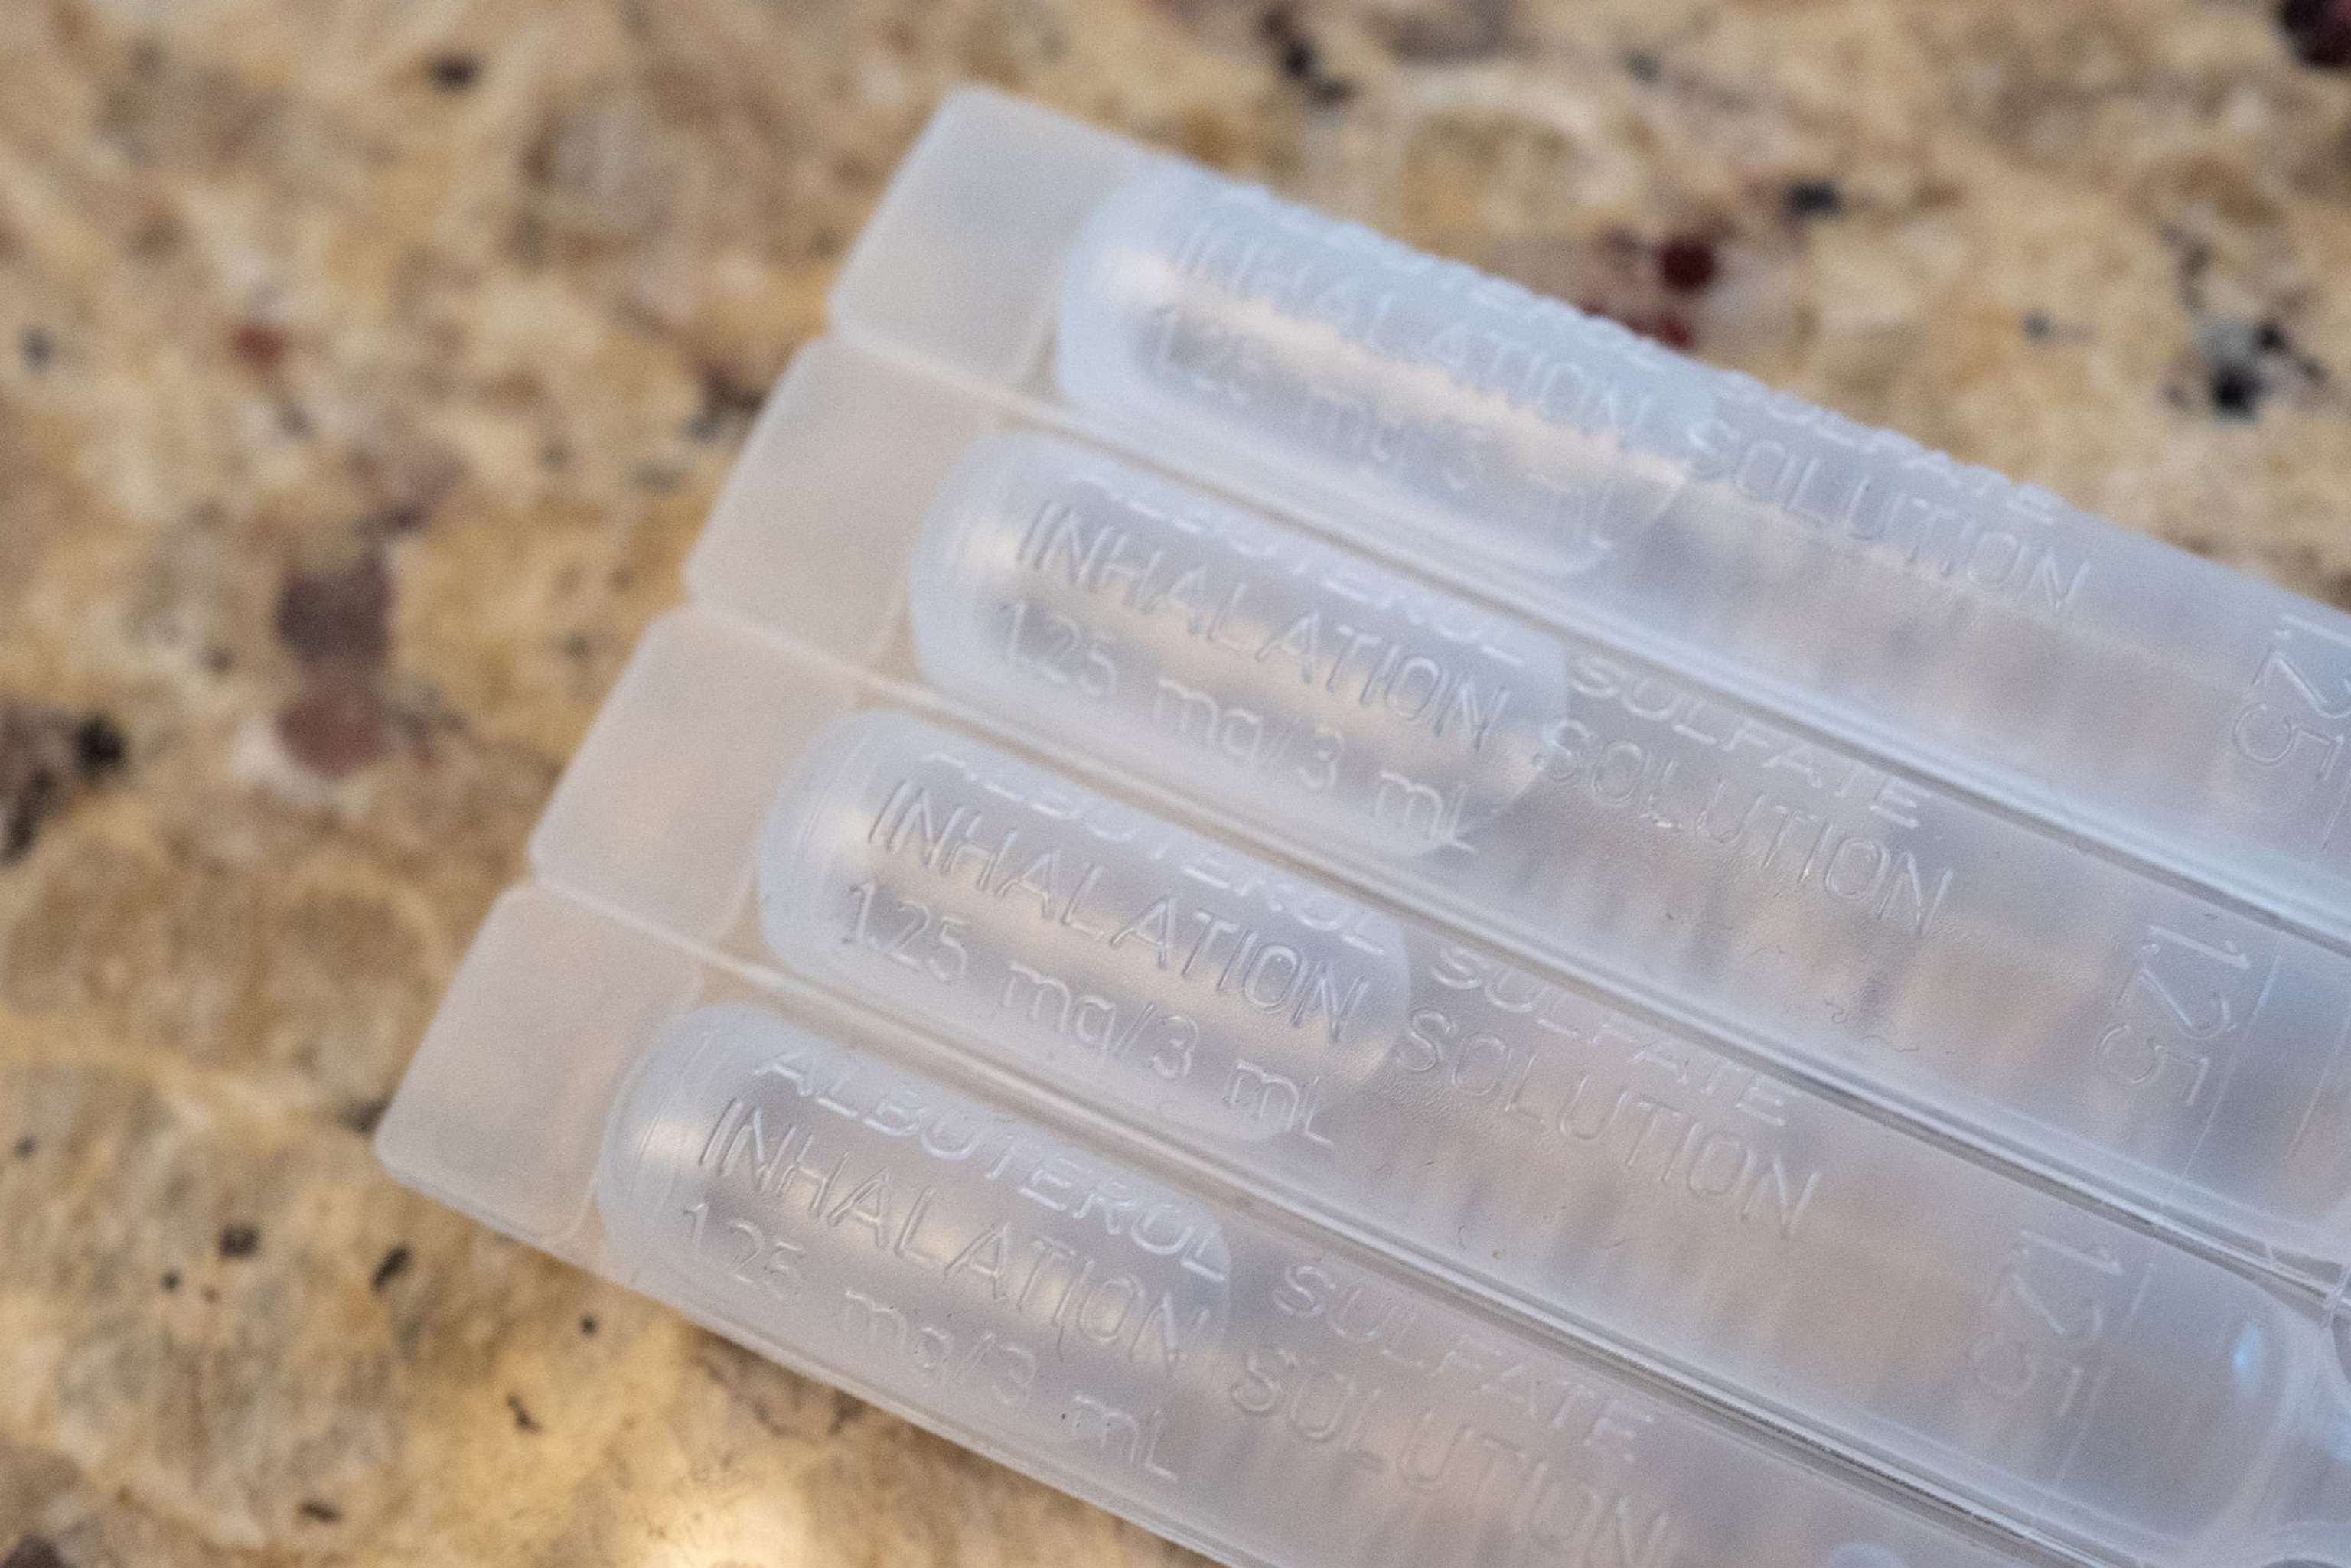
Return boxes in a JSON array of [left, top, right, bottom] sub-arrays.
[[386, 885, 2058, 1568], [684, 333, 2351, 1294], [898, 429, 2351, 1289], [830, 86, 2351, 950], [607, 1000, 2034, 1568], [371, 85, 2351, 1568], [753, 707, 2351, 1568], [422, 595, 2351, 1566]]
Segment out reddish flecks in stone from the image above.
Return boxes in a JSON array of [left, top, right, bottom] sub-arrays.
[[1577, 298, 1698, 353], [1658, 236, 1719, 293], [276, 553, 391, 667], [2281, 0, 2351, 67], [274, 549, 393, 779], [231, 320, 289, 371], [1645, 311, 1696, 350], [277, 667, 386, 779]]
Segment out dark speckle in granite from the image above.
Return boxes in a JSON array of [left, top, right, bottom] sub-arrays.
[[2261, 318, 2330, 383], [276, 554, 391, 669], [1658, 235, 1720, 294], [0, 705, 127, 865], [276, 667, 386, 777], [1784, 179, 1843, 220], [1646, 311, 1696, 350], [2212, 359, 2264, 417], [365, 501, 431, 537], [230, 321, 288, 372], [1382, 0, 1511, 62], [2281, 0, 2351, 67], [1263, 8, 1357, 103], [685, 364, 768, 443], [2, 766, 55, 862], [427, 54, 482, 92], [74, 716, 127, 778], [370, 1245, 411, 1293], [2196, 316, 2327, 419]]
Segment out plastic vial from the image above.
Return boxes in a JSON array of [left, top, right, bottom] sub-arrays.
[[598, 996, 2058, 1568], [895, 427, 2351, 1290], [755, 708, 2351, 1568], [377, 83, 2351, 1568], [830, 86, 2351, 950]]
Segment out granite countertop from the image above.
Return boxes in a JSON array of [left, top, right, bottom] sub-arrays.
[[5, 0, 2351, 1560]]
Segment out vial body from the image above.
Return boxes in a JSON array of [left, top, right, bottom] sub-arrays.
[[596, 1002, 2042, 1568], [755, 709, 2340, 1565], [1052, 158, 2351, 947], [905, 430, 2351, 1283]]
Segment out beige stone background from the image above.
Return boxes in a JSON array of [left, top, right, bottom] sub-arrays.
[[5, 0, 2351, 1560]]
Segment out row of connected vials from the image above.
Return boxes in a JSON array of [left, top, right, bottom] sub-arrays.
[[382, 88, 2351, 1568]]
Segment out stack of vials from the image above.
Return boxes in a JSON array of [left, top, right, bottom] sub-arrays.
[[377, 87, 2351, 1568]]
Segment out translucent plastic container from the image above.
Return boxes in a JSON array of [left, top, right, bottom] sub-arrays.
[[376, 883, 2055, 1568], [370, 83, 2351, 1568], [502, 605, 2351, 1568], [684, 337, 2351, 1299], [824, 86, 2351, 955]]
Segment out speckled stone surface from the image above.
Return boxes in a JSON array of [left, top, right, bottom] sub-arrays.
[[4, 0, 2351, 1560]]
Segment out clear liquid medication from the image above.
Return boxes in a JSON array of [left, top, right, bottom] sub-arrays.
[[755, 708, 2351, 1568], [373, 86, 2351, 1568], [596, 996, 2062, 1568], [829, 86, 2351, 950], [900, 428, 2351, 1287]]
